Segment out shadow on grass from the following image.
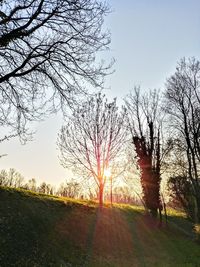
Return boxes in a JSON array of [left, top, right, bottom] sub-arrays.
[[123, 207, 200, 267], [1, 187, 200, 267]]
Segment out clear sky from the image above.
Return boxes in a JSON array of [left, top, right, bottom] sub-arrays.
[[1, 0, 200, 186]]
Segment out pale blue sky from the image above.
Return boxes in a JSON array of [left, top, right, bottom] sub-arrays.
[[1, 1, 200, 186]]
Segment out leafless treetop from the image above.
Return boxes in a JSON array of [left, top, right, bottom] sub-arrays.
[[0, 0, 111, 140]]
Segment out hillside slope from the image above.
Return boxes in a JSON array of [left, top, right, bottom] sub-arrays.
[[0, 186, 200, 267]]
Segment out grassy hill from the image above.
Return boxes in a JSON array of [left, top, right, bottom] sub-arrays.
[[0, 186, 200, 267]]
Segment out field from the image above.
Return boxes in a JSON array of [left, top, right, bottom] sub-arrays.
[[0, 186, 200, 267]]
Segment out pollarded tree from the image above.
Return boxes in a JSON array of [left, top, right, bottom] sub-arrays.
[[58, 93, 127, 206], [0, 0, 111, 141], [125, 87, 163, 217]]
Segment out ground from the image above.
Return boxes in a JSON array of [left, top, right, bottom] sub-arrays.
[[0, 187, 200, 267]]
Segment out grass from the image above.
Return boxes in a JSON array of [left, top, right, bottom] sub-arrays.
[[0, 186, 200, 267], [0, 186, 97, 266]]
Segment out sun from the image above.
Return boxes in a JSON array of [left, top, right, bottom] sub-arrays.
[[104, 168, 111, 177]]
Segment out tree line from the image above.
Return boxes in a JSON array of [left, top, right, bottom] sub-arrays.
[[0, 168, 140, 205]]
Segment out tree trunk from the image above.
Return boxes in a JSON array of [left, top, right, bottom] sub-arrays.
[[99, 182, 104, 207], [110, 176, 113, 206]]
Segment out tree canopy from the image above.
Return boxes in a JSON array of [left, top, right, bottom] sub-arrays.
[[58, 93, 127, 205], [0, 0, 111, 140]]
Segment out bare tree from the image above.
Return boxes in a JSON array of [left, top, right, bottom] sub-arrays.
[[38, 182, 53, 195], [24, 178, 37, 192], [58, 93, 127, 206], [0, 0, 111, 141], [165, 57, 200, 222], [125, 87, 163, 218], [0, 168, 24, 188], [58, 179, 81, 198]]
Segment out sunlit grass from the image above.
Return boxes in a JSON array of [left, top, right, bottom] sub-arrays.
[[166, 207, 187, 218]]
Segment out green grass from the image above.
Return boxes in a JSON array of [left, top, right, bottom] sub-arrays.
[[122, 206, 200, 267], [0, 186, 200, 267], [0, 186, 97, 266]]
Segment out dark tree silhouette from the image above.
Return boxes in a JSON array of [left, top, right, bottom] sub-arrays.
[[165, 57, 200, 222], [125, 87, 163, 218], [168, 175, 195, 220], [0, 0, 111, 140], [58, 93, 127, 206]]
